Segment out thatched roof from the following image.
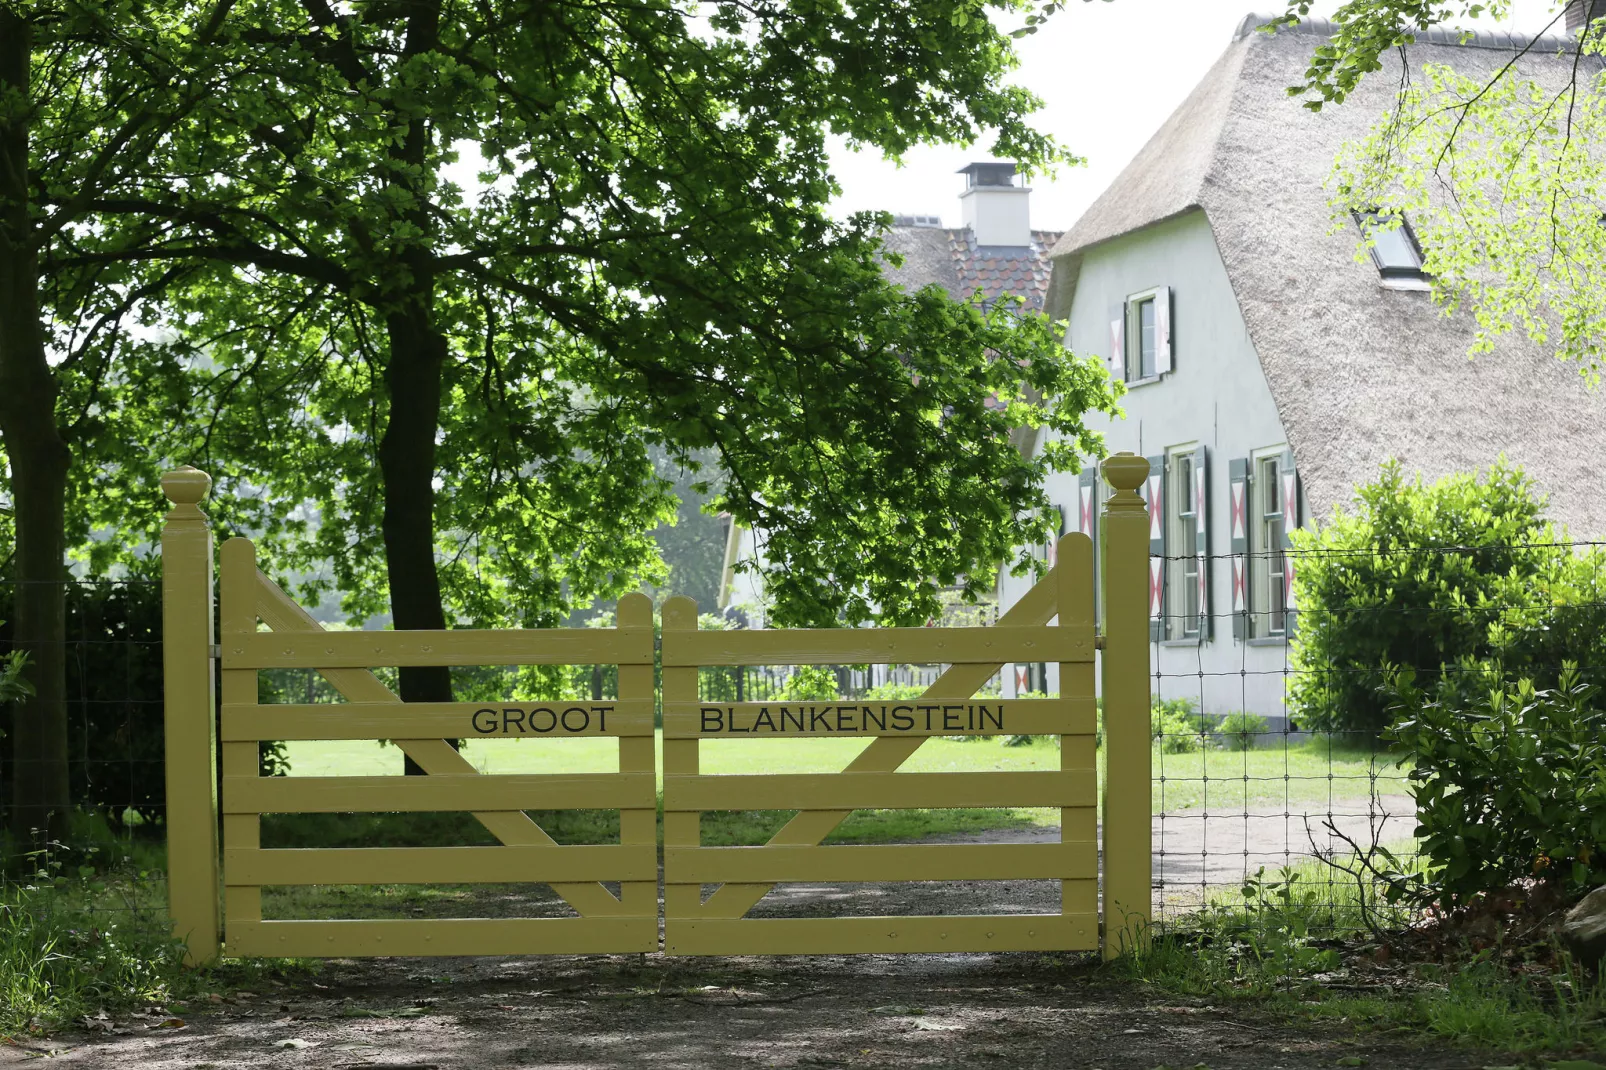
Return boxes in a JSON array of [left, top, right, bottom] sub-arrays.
[[1048, 13, 1606, 537]]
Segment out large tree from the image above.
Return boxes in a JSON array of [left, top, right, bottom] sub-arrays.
[[70, 0, 1118, 717], [1, 0, 235, 847]]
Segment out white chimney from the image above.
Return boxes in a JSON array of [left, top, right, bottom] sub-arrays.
[[1567, 0, 1604, 33], [958, 161, 1032, 247]]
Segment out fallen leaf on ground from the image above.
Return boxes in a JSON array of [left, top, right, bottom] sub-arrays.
[[274, 1038, 313, 1050], [154, 1019, 186, 1029]]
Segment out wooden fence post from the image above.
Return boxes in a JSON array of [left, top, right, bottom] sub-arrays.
[[160, 466, 220, 966], [1100, 452, 1152, 959]]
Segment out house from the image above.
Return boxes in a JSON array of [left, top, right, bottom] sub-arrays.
[[720, 162, 1064, 632], [997, 12, 1606, 717]]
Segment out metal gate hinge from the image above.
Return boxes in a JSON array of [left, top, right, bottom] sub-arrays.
[[209, 644, 221, 658]]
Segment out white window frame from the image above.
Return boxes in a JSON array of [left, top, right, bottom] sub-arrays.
[[1123, 286, 1167, 384], [1251, 445, 1288, 640], [1166, 444, 1200, 641]]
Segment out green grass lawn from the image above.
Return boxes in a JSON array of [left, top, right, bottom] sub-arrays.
[[1152, 739, 1410, 812]]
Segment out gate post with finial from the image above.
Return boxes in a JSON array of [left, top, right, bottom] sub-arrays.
[[161, 467, 220, 965], [1100, 452, 1153, 959]]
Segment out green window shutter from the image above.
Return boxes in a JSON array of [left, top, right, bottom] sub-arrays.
[[1228, 457, 1250, 641], [1280, 448, 1300, 639], [1155, 286, 1173, 375], [1192, 444, 1210, 640], [1144, 453, 1166, 643], [1107, 301, 1126, 382]]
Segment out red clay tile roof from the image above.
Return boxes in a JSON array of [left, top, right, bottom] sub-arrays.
[[946, 228, 1063, 312]]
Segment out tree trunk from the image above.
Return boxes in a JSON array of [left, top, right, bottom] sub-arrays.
[[376, 0, 455, 777], [379, 307, 453, 775], [0, 10, 73, 851]]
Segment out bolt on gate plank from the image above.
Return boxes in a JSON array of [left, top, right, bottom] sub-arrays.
[[658, 532, 1104, 957], [191, 520, 658, 960]]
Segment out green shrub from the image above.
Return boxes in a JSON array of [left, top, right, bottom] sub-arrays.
[[777, 665, 838, 701], [1287, 459, 1606, 736], [0, 627, 31, 707], [1152, 697, 1208, 754], [1214, 712, 1270, 751], [861, 682, 931, 701], [1384, 664, 1606, 908]]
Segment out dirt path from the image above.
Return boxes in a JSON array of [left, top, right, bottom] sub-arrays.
[[4, 805, 1438, 1069], [4, 952, 1502, 1070]]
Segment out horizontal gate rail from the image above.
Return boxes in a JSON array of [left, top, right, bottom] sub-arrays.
[[660, 771, 1096, 811], [665, 915, 1100, 957], [226, 845, 657, 885], [662, 697, 1095, 738], [225, 627, 655, 668], [222, 700, 656, 741], [660, 624, 1093, 667], [662, 842, 1095, 883], [223, 772, 656, 814], [226, 918, 657, 959]]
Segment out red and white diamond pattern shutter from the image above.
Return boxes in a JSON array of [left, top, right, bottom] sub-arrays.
[[1144, 454, 1166, 642], [1280, 449, 1300, 635], [1228, 458, 1250, 640]]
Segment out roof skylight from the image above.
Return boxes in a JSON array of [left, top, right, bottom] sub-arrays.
[[1355, 210, 1427, 280]]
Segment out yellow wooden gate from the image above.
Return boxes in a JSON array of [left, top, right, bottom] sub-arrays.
[[158, 455, 1153, 964], [158, 465, 659, 960], [659, 535, 1104, 956]]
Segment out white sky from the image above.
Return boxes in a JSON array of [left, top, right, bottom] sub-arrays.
[[826, 0, 1569, 231]]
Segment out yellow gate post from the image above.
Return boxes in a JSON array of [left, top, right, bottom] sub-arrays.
[[160, 466, 220, 965], [1100, 453, 1152, 959]]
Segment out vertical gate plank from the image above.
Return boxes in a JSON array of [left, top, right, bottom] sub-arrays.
[[219, 538, 263, 944], [661, 596, 701, 933], [615, 592, 658, 928], [1056, 532, 1099, 922]]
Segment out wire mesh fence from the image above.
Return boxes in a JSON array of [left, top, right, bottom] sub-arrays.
[[0, 577, 170, 942], [1142, 536, 1606, 931]]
